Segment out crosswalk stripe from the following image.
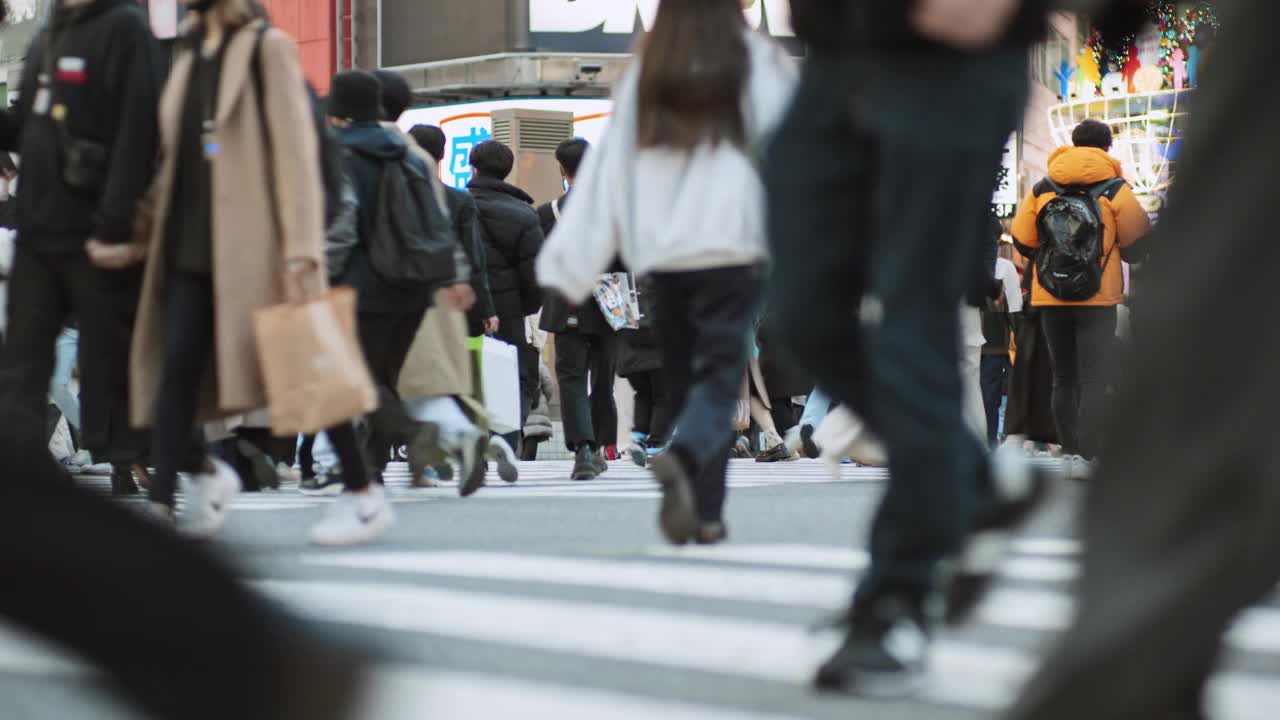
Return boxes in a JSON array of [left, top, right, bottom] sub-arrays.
[[257, 578, 1280, 716], [646, 543, 1080, 583], [362, 668, 806, 720], [301, 549, 1280, 656], [303, 551, 851, 607]]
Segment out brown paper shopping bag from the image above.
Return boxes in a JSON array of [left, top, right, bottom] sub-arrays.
[[253, 287, 377, 435]]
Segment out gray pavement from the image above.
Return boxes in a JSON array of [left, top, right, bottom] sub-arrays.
[[1, 458, 1276, 719]]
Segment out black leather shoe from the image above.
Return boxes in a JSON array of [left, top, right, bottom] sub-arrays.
[[571, 446, 599, 481]]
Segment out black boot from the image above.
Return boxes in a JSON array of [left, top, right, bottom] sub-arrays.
[[110, 463, 141, 496], [570, 445, 599, 481]]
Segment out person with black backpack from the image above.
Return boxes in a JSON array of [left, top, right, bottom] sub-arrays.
[[1011, 119, 1150, 480], [326, 71, 474, 492]]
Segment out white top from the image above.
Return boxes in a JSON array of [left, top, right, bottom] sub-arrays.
[[536, 29, 798, 303], [996, 257, 1023, 314]]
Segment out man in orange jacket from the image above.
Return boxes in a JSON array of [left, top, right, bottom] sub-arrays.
[[1010, 119, 1150, 479]]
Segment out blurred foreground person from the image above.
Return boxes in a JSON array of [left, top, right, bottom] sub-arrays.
[[0, 0, 161, 495], [1007, 3, 1280, 718], [0, 402, 373, 720], [129, 2, 384, 544], [537, 0, 796, 544], [769, 0, 1049, 696]]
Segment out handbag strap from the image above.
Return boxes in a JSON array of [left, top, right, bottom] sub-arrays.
[[247, 22, 303, 300]]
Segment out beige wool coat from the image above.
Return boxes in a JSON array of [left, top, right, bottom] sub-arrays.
[[130, 21, 325, 428]]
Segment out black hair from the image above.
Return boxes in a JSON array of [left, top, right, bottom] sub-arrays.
[[555, 137, 589, 178], [371, 69, 412, 121], [410, 125, 446, 162], [1072, 119, 1113, 151], [469, 140, 514, 181]]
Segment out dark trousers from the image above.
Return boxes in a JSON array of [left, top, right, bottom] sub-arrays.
[[627, 369, 671, 446], [1040, 306, 1117, 459], [980, 353, 1011, 448], [0, 246, 147, 463], [150, 273, 368, 505], [357, 310, 423, 472], [765, 48, 1026, 605], [555, 330, 618, 451], [1007, 6, 1280, 718], [0, 397, 366, 720], [653, 267, 761, 523]]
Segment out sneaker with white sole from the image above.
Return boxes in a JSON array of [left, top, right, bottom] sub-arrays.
[[308, 485, 395, 546], [178, 458, 241, 540], [300, 470, 346, 497], [1064, 454, 1095, 482], [487, 435, 519, 483]]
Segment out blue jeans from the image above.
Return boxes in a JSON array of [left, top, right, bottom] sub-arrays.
[[798, 386, 832, 429], [653, 266, 763, 523], [50, 327, 80, 432]]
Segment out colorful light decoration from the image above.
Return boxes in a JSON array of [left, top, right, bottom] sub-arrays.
[[1090, 1, 1219, 93]]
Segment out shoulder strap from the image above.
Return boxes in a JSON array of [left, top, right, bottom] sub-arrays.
[[1091, 177, 1127, 202], [248, 22, 282, 241], [1033, 178, 1064, 197], [550, 196, 562, 221], [1093, 178, 1128, 274]]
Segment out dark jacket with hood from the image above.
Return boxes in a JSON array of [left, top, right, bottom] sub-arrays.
[[445, 186, 495, 336], [0, 0, 161, 251], [334, 121, 435, 314], [468, 175, 544, 321]]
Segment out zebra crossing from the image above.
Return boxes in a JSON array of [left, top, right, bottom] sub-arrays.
[[260, 542, 1280, 719], [19, 459, 1279, 718], [77, 457, 887, 510], [8, 536, 1274, 718]]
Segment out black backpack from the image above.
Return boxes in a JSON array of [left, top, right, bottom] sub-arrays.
[[1033, 177, 1126, 302], [367, 155, 457, 289]]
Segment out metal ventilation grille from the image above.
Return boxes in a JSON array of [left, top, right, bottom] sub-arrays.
[[516, 118, 574, 152], [492, 119, 514, 146]]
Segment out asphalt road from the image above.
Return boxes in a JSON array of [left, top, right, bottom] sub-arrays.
[[1, 458, 1276, 720]]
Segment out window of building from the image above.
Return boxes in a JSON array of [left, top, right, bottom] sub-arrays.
[[1032, 27, 1071, 94]]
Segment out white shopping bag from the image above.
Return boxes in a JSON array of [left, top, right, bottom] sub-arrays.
[[481, 336, 522, 434]]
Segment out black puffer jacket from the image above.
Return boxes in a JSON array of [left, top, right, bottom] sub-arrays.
[[469, 176, 545, 319], [445, 186, 495, 336]]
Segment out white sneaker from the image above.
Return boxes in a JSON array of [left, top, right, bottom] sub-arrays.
[[308, 485, 395, 546], [814, 406, 888, 475], [178, 458, 241, 540], [487, 435, 519, 484], [1065, 455, 1095, 482], [64, 450, 94, 470], [276, 462, 301, 486]]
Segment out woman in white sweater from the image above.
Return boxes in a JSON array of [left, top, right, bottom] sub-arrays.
[[536, 0, 796, 545]]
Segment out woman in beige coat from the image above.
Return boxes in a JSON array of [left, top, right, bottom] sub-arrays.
[[109, 0, 391, 545]]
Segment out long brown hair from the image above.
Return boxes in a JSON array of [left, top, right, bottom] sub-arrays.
[[636, 0, 750, 151]]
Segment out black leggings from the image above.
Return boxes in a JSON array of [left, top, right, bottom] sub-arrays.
[[149, 272, 369, 505]]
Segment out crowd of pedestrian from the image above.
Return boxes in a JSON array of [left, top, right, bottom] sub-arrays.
[[1, 0, 1271, 719]]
